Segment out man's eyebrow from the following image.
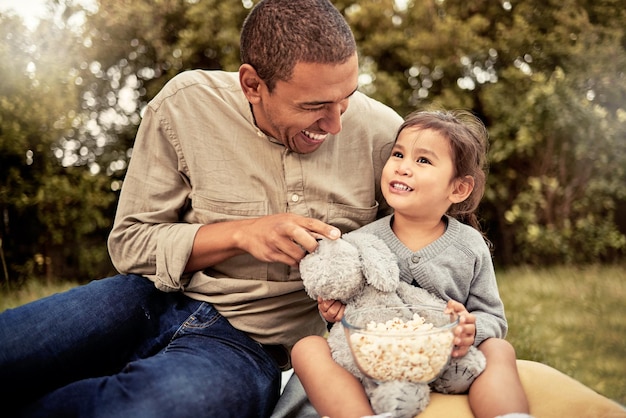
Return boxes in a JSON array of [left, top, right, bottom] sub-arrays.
[[300, 86, 359, 106]]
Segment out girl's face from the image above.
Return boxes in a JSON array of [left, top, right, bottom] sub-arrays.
[[381, 127, 463, 221]]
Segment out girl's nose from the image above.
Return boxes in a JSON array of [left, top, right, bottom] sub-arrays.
[[396, 163, 412, 176]]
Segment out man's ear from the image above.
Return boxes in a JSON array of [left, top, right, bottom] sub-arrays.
[[449, 175, 474, 203], [239, 64, 264, 105]]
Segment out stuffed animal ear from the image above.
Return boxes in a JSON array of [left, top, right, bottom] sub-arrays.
[[396, 281, 446, 309], [343, 232, 399, 293], [299, 238, 365, 302]]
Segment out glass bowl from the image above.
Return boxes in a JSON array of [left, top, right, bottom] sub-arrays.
[[341, 304, 458, 383]]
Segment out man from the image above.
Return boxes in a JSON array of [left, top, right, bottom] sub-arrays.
[[0, 0, 402, 416]]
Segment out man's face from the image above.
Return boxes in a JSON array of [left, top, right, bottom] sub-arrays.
[[252, 54, 359, 154]]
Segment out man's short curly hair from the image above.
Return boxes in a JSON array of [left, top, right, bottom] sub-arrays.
[[240, 0, 357, 91]]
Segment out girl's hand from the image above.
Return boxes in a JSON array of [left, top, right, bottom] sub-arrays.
[[318, 297, 346, 323], [445, 299, 477, 357]]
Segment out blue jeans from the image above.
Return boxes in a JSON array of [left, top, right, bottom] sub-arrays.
[[0, 275, 281, 418]]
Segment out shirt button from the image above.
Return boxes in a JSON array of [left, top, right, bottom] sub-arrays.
[[291, 194, 300, 202], [411, 255, 420, 263]]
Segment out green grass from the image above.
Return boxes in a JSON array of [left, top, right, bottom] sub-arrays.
[[2, 265, 625, 406], [0, 280, 81, 311], [497, 264, 626, 406]]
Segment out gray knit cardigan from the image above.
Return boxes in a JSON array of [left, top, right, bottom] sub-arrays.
[[357, 214, 507, 346]]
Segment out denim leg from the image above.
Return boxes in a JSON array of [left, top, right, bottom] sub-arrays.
[[18, 298, 281, 418], [0, 274, 164, 407]]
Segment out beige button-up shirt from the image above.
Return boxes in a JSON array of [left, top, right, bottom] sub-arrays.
[[108, 70, 403, 350]]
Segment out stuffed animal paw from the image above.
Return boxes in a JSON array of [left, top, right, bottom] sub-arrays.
[[365, 379, 430, 418], [430, 346, 486, 394]]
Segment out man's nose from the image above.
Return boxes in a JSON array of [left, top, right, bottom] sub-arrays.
[[319, 100, 349, 135]]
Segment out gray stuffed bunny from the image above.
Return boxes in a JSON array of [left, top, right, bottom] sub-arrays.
[[299, 231, 486, 418]]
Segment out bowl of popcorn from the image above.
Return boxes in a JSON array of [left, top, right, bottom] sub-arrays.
[[341, 304, 458, 383]]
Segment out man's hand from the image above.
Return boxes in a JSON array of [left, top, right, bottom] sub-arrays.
[[445, 299, 477, 358], [238, 214, 341, 267]]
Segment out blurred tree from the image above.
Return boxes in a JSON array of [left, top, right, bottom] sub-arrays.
[[73, 0, 251, 181], [1, 0, 252, 284], [0, 5, 116, 284], [1, 0, 624, 284], [342, 0, 626, 265]]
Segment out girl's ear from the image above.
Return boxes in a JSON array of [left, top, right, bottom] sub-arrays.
[[449, 175, 474, 203], [239, 64, 264, 105]]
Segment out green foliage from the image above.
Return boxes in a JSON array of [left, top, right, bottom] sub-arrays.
[[348, 0, 626, 265], [0, 6, 116, 282], [0, 0, 625, 283], [488, 69, 626, 263]]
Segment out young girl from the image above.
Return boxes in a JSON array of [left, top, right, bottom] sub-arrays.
[[291, 110, 531, 418]]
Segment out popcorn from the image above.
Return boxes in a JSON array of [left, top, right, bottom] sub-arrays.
[[347, 313, 455, 382]]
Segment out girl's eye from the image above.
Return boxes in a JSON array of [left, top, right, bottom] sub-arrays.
[[416, 157, 431, 164], [392, 151, 403, 158]]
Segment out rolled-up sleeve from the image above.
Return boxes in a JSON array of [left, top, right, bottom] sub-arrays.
[[108, 103, 201, 291]]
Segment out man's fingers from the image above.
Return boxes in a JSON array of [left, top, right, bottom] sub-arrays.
[[300, 218, 341, 240]]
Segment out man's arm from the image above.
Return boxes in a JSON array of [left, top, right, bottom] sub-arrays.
[[186, 213, 340, 272]]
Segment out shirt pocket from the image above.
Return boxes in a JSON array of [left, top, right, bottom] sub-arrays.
[[189, 194, 269, 224], [327, 201, 380, 233], [188, 195, 272, 280]]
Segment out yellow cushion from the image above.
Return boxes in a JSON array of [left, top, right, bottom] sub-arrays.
[[420, 360, 626, 417]]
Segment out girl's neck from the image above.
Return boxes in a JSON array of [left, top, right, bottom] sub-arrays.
[[391, 214, 446, 252]]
